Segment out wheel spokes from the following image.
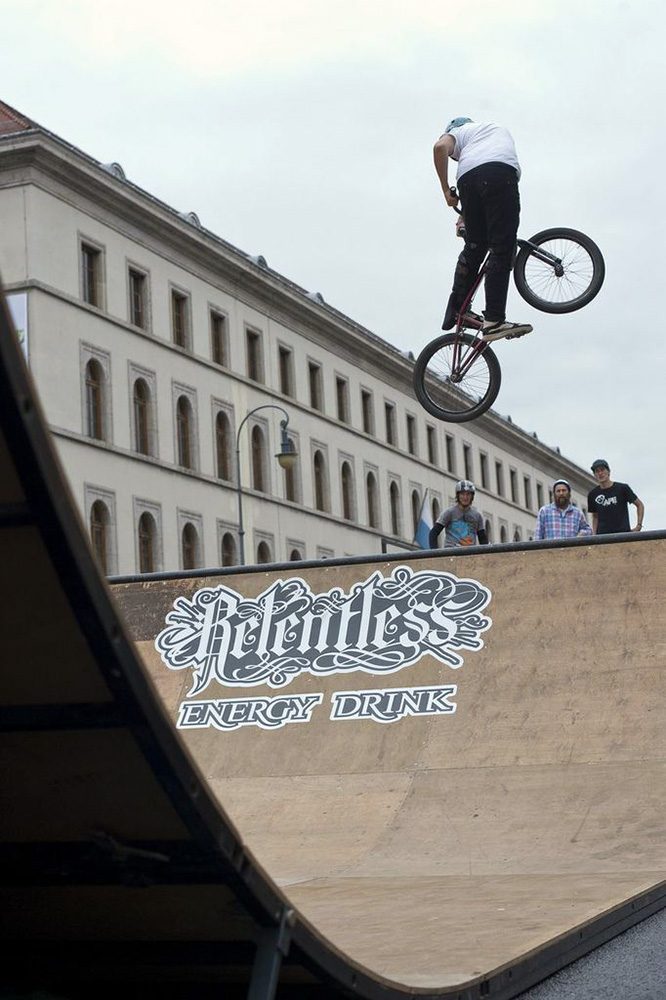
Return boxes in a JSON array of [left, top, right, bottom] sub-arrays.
[[425, 341, 493, 412], [524, 239, 595, 305]]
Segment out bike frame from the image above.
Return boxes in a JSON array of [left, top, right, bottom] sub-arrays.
[[448, 237, 565, 377]]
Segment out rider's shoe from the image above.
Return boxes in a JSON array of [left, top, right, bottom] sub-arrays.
[[482, 320, 533, 342], [441, 301, 458, 330]]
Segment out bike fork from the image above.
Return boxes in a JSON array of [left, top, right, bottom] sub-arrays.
[[451, 335, 489, 382]]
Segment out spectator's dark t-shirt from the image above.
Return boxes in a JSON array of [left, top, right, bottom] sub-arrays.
[[587, 481, 637, 534]]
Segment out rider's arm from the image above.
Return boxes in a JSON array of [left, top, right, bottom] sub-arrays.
[[477, 528, 489, 545], [591, 512, 598, 534], [429, 522, 444, 548], [433, 135, 458, 207], [632, 496, 645, 531]]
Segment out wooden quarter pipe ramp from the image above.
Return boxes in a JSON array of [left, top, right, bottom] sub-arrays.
[[1, 284, 665, 998]]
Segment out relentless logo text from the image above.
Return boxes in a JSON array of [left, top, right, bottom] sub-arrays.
[[156, 565, 492, 694]]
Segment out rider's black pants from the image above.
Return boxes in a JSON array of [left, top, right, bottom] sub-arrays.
[[448, 162, 520, 322]]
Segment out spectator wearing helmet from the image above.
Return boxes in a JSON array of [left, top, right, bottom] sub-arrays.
[[429, 480, 488, 548], [587, 460, 644, 534], [533, 479, 593, 540], [433, 118, 532, 343]]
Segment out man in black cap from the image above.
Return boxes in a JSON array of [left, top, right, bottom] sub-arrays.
[[587, 460, 644, 534]]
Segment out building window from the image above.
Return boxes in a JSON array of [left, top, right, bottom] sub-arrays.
[[313, 449, 329, 512], [171, 290, 190, 349], [210, 311, 228, 366], [495, 461, 505, 497], [480, 452, 489, 489], [445, 434, 456, 473], [385, 402, 397, 445], [485, 519, 492, 542], [279, 345, 295, 397], [251, 425, 267, 492], [463, 444, 473, 480], [411, 489, 421, 536], [176, 396, 194, 469], [246, 329, 264, 383], [366, 471, 380, 528], [510, 469, 518, 503], [133, 378, 153, 455], [283, 434, 299, 502], [134, 499, 161, 573], [309, 361, 323, 411], [524, 476, 533, 510], [406, 415, 418, 456], [427, 426, 438, 465], [257, 541, 272, 564], [138, 511, 156, 573], [182, 522, 200, 570], [341, 461, 355, 520], [514, 528, 522, 542], [85, 360, 105, 440], [500, 524, 508, 544], [128, 268, 147, 329], [81, 243, 103, 307], [336, 376, 350, 423], [90, 500, 109, 573], [289, 547, 303, 562], [536, 482, 544, 508], [221, 532, 237, 567], [215, 410, 232, 481], [361, 389, 374, 435], [389, 480, 401, 536], [431, 496, 441, 522]]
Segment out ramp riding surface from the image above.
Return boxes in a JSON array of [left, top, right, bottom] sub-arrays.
[[113, 536, 666, 991], [1, 277, 664, 998]]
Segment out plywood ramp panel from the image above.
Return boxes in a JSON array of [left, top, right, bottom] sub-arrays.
[[113, 538, 666, 989]]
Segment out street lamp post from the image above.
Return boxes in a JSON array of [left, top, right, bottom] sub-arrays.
[[235, 404, 297, 566]]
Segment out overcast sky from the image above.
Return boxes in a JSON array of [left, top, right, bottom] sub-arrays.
[[3, 0, 664, 527]]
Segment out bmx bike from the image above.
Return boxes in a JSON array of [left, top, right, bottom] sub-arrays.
[[413, 219, 605, 423]]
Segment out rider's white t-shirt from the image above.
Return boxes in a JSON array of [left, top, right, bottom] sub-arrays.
[[449, 122, 522, 181]]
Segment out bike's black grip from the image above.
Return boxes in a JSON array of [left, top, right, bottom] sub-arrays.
[[449, 186, 462, 214]]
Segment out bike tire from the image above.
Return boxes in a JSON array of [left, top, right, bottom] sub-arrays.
[[413, 333, 501, 423], [514, 228, 605, 313]]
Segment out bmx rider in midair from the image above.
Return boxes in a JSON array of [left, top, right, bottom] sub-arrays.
[[434, 118, 533, 343]]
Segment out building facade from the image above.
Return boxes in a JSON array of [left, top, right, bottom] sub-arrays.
[[0, 101, 594, 575]]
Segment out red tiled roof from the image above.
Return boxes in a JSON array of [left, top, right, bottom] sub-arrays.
[[0, 101, 35, 137]]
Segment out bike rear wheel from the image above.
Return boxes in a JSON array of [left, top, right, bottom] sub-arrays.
[[413, 333, 501, 423], [514, 228, 605, 313]]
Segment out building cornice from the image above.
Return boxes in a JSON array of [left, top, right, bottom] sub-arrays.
[[0, 135, 407, 372]]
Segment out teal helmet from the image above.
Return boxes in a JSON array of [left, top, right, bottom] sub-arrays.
[[445, 117, 473, 133]]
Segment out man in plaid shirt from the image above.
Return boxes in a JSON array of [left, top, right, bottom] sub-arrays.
[[533, 479, 593, 540]]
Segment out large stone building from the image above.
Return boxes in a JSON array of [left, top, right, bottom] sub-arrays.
[[0, 100, 594, 575]]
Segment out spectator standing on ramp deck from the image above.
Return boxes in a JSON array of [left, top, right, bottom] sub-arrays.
[[587, 459, 644, 534], [533, 480, 593, 540], [433, 118, 533, 343], [429, 480, 488, 548]]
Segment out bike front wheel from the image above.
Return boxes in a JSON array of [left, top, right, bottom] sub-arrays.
[[514, 228, 605, 313], [413, 333, 501, 423]]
